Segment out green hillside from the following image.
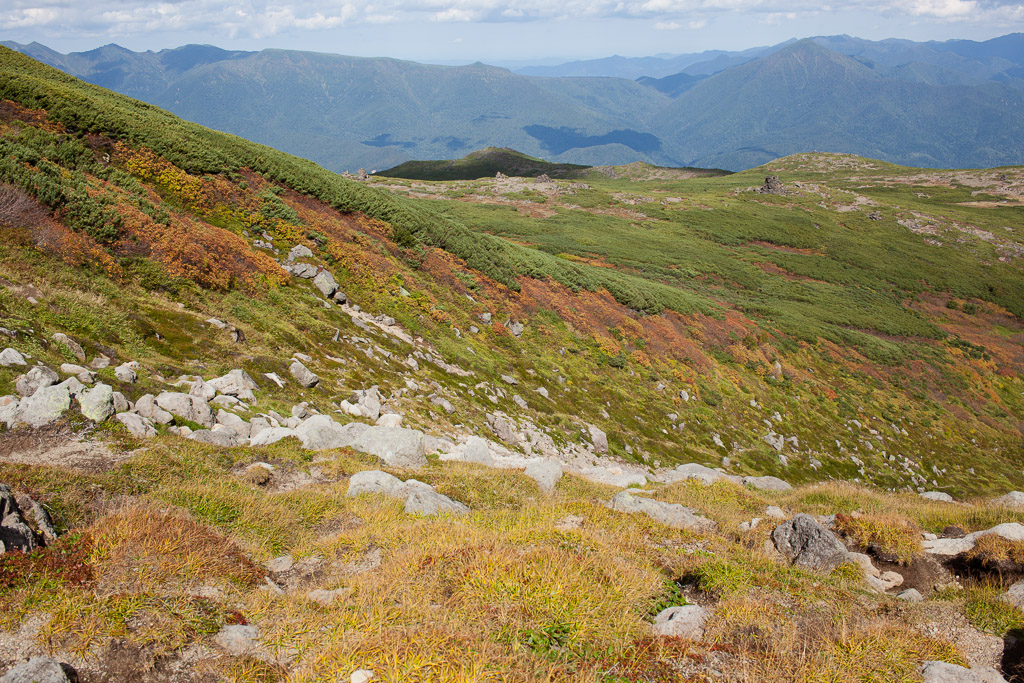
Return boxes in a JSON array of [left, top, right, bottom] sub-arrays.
[[375, 147, 592, 180], [0, 46, 1023, 682]]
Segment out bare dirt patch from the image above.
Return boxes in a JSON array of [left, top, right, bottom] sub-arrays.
[[0, 422, 133, 473]]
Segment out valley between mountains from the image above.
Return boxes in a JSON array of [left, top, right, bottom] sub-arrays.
[[0, 46, 1023, 682]]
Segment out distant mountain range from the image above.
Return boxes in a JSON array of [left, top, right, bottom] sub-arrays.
[[4, 34, 1024, 172]]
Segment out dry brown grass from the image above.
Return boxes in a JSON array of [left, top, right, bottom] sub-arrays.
[[833, 513, 923, 564], [87, 501, 265, 596]]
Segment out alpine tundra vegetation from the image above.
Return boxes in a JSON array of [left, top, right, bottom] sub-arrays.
[[0, 46, 1023, 682]]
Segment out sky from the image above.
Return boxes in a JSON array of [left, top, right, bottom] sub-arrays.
[[2, 0, 1023, 64]]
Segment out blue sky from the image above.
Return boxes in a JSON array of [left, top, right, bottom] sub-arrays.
[[2, 0, 1022, 64]]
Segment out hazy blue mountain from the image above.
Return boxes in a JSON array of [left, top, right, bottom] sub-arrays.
[[654, 40, 1024, 170], [514, 44, 784, 79], [148, 50, 676, 171], [5, 36, 1024, 172]]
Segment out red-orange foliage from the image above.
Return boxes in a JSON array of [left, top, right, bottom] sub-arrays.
[[0, 183, 121, 276], [112, 195, 285, 291]]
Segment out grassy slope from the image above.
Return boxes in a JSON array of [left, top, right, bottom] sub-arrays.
[[1, 45, 1024, 683], [1, 46, 1022, 494]]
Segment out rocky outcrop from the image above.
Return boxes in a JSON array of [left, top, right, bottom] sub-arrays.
[[294, 415, 367, 450], [207, 369, 258, 402], [16, 383, 71, 427], [346, 470, 468, 516], [0, 657, 77, 683], [115, 412, 156, 438], [922, 523, 1024, 556], [155, 392, 214, 428], [0, 348, 26, 367], [756, 175, 784, 195], [609, 491, 713, 531], [772, 514, 849, 571], [15, 366, 58, 397], [351, 427, 427, 467], [79, 383, 114, 422], [289, 360, 319, 388]]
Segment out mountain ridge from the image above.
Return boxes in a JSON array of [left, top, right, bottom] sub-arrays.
[[4, 34, 1024, 172]]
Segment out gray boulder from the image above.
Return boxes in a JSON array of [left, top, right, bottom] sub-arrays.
[[156, 392, 214, 428], [743, 475, 792, 492], [375, 413, 403, 428], [207, 369, 258, 402], [287, 262, 318, 278], [289, 360, 319, 388], [111, 391, 129, 413], [0, 396, 19, 429], [0, 348, 26, 367], [920, 660, 1007, 683], [288, 244, 313, 261], [1, 484, 37, 553], [347, 470, 412, 499], [79, 383, 114, 422], [772, 514, 850, 571], [188, 429, 241, 448], [486, 412, 518, 444], [352, 427, 427, 467], [15, 365, 58, 397], [213, 624, 260, 656], [115, 412, 156, 438], [57, 376, 86, 399], [249, 427, 296, 446], [59, 363, 94, 383], [346, 470, 468, 516], [461, 436, 493, 466], [51, 333, 85, 362], [652, 605, 709, 639], [524, 461, 562, 494], [404, 488, 469, 516], [897, 588, 924, 602], [114, 363, 138, 383], [993, 491, 1024, 508], [923, 523, 1024, 556], [609, 491, 713, 531], [17, 383, 71, 427], [663, 463, 739, 486], [589, 425, 608, 454], [295, 415, 366, 450], [920, 491, 955, 502], [313, 270, 339, 298], [0, 656, 75, 683], [216, 410, 251, 439], [189, 377, 217, 401], [135, 394, 174, 424]]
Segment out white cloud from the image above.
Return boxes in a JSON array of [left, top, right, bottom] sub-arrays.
[[2, 0, 1022, 37], [2, 7, 58, 27], [909, 0, 977, 16]]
